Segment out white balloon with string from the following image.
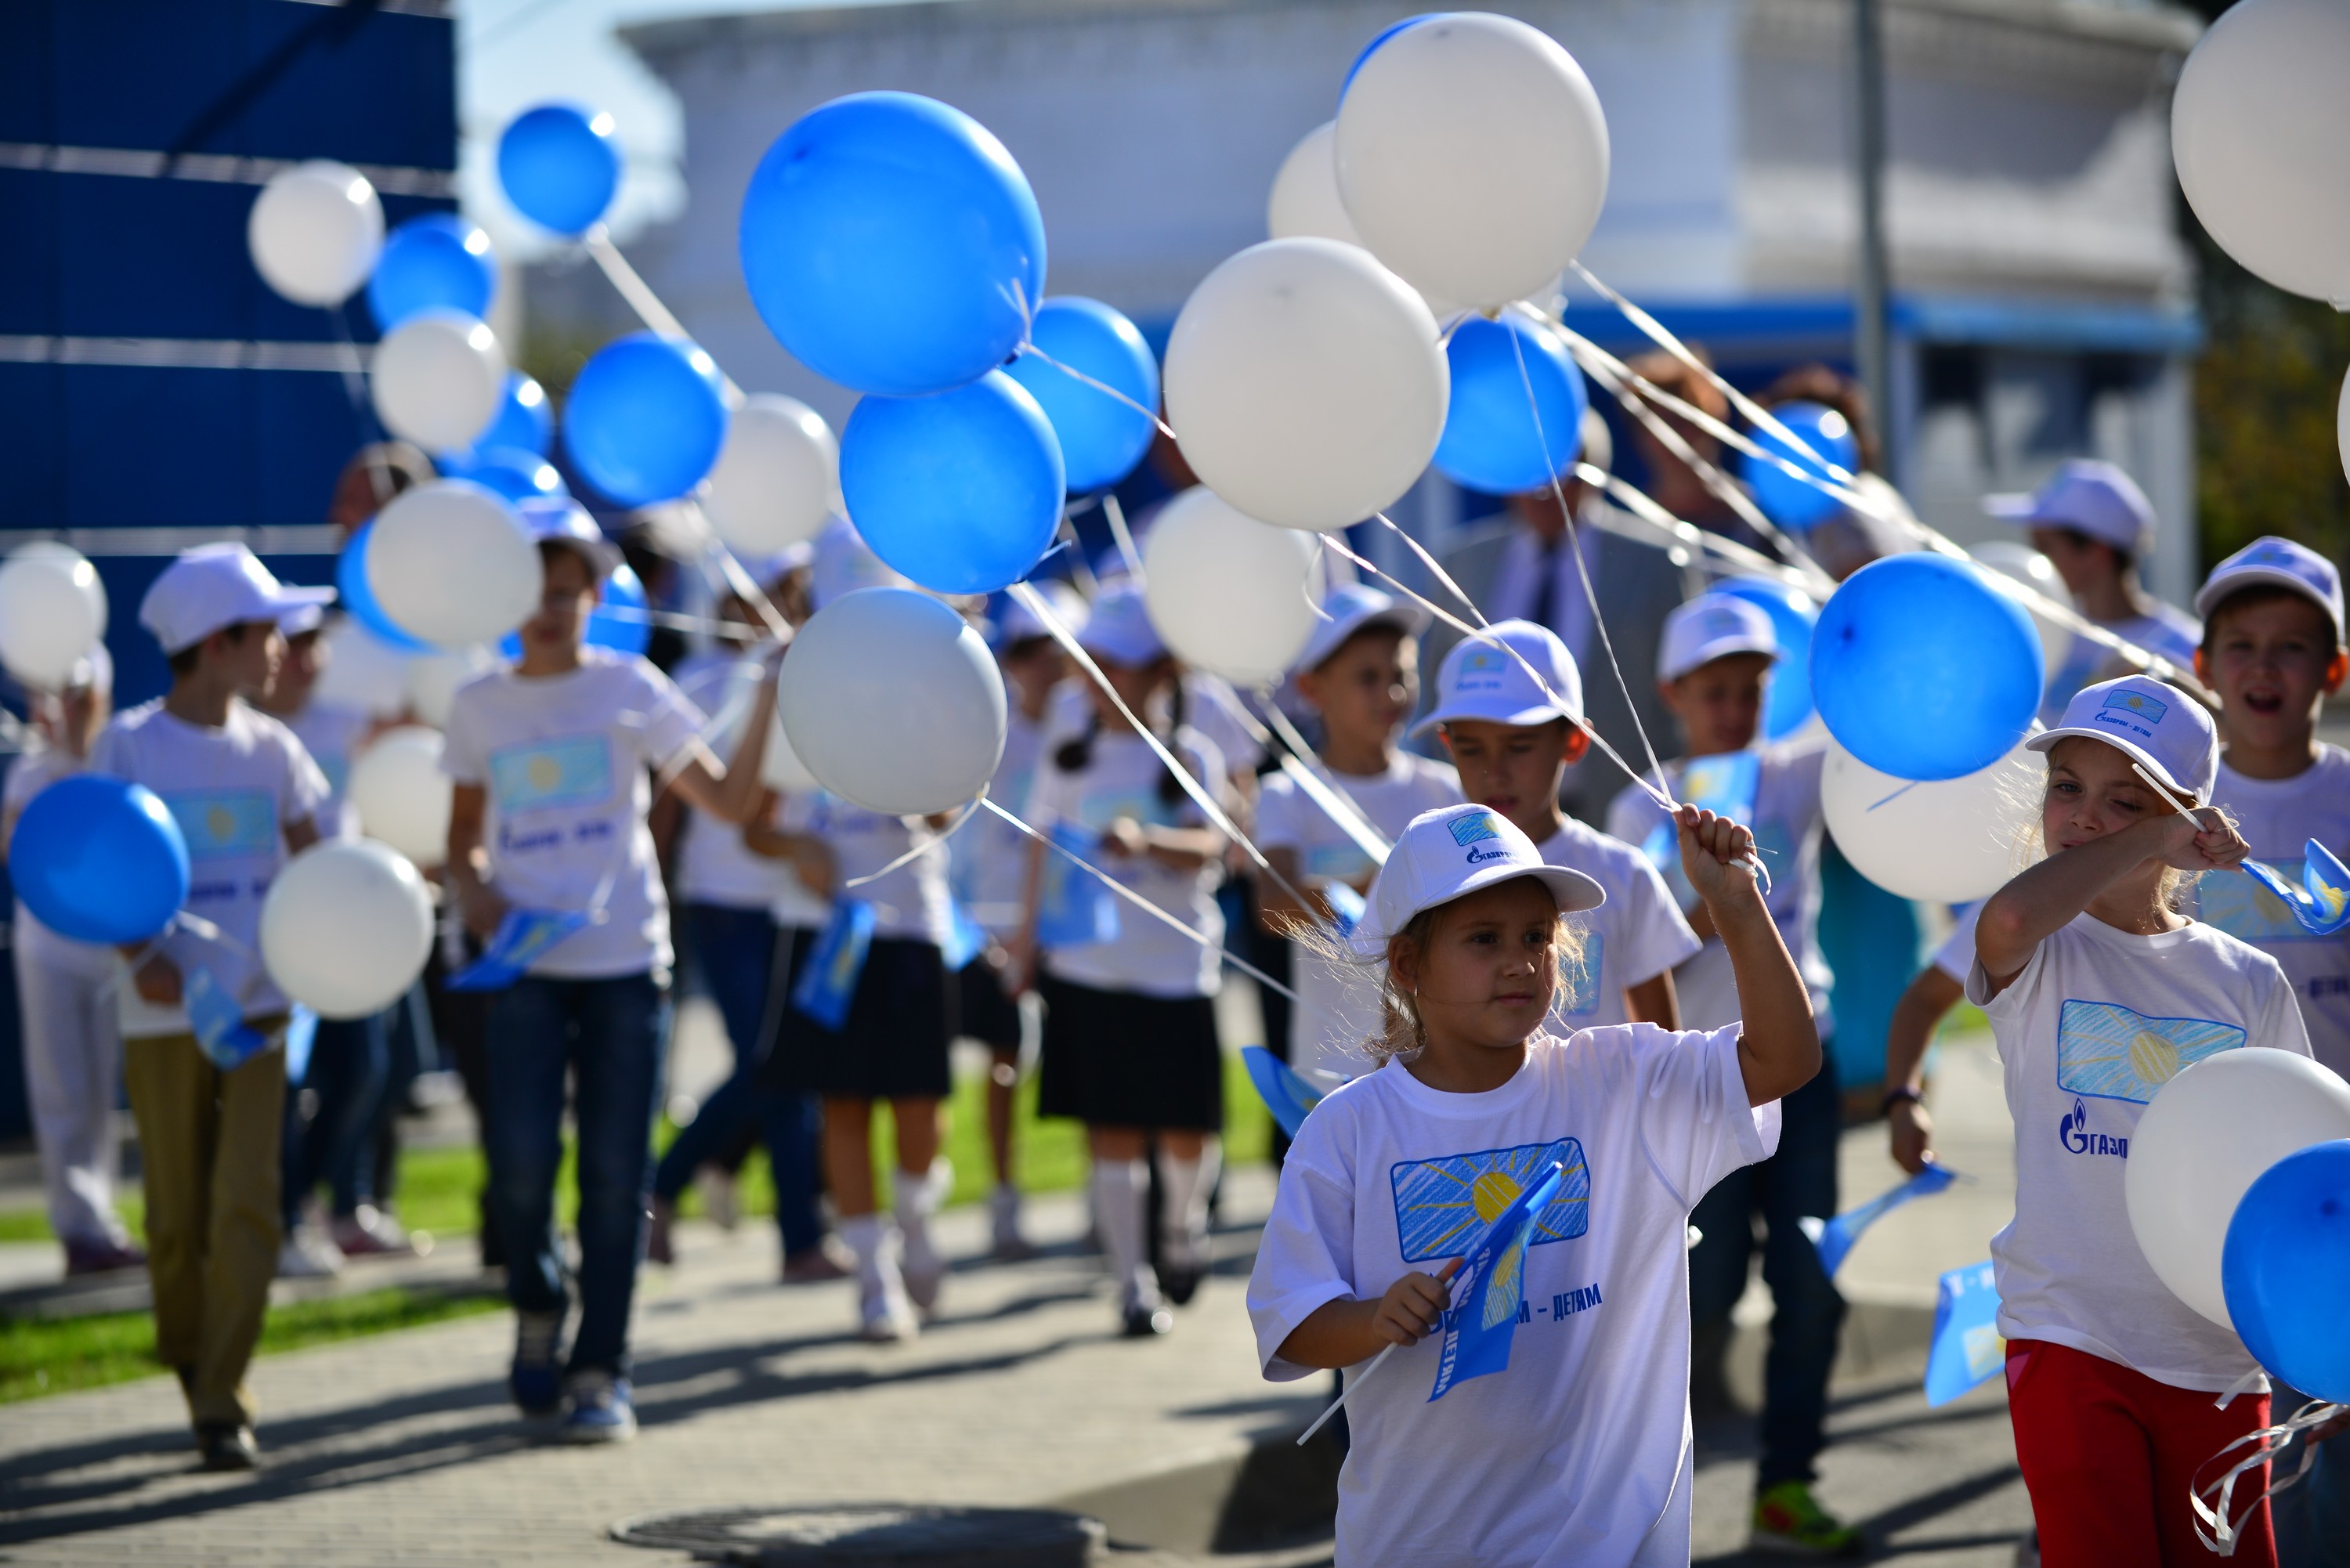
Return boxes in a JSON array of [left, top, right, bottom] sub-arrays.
[[0, 543, 107, 689], [367, 481, 542, 649], [1141, 487, 1322, 686], [371, 309, 506, 452], [347, 725, 454, 869], [1969, 540, 2071, 677], [248, 160, 384, 307], [703, 393, 839, 556], [1268, 119, 1462, 321], [259, 839, 435, 1018], [1820, 732, 2041, 904]]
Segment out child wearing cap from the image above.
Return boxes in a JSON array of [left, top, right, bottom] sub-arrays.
[[1015, 585, 1231, 1337], [1601, 590, 1852, 1553], [93, 543, 336, 1469], [1, 646, 142, 1279], [1255, 587, 1462, 1084], [1247, 800, 1818, 1567], [1969, 674, 2311, 1566], [443, 503, 779, 1441]]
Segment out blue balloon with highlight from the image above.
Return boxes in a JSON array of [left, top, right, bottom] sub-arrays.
[[500, 562, 648, 661], [442, 446, 566, 506], [366, 213, 495, 331], [2222, 1140, 2350, 1404], [337, 524, 431, 652], [1810, 554, 2042, 781], [1004, 298, 1159, 495], [497, 103, 620, 236], [562, 333, 728, 508], [467, 374, 554, 460], [1432, 313, 1589, 495], [1719, 578, 1819, 741], [840, 370, 1065, 596], [9, 775, 190, 945], [1745, 401, 1860, 532], [739, 92, 1047, 398]]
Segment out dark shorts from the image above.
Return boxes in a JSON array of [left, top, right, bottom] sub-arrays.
[[765, 934, 953, 1101], [955, 956, 1022, 1051], [1035, 972, 1222, 1132]]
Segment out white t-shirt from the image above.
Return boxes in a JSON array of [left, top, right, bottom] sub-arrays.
[[670, 652, 789, 911], [1256, 752, 1462, 1078], [1249, 1024, 1781, 1568], [768, 789, 831, 932], [804, 793, 953, 945], [284, 701, 369, 840], [5, 747, 115, 979], [1930, 902, 1984, 984], [1603, 743, 1833, 1035], [2199, 746, 2350, 1079], [1044, 674, 1267, 780], [1965, 912, 2312, 1390], [93, 700, 331, 1034], [440, 649, 704, 981], [955, 701, 1053, 935], [2041, 602, 2202, 725], [1025, 728, 1227, 998], [1539, 819, 1705, 1031]]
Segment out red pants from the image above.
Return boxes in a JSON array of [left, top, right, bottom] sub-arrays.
[[2006, 1339, 2275, 1568]]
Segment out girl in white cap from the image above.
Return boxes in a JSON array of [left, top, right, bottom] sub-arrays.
[[1249, 800, 1818, 1567], [1967, 674, 2312, 1567]]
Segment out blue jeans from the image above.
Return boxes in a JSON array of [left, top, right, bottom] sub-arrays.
[[1688, 1055, 1846, 1490], [282, 1010, 389, 1227], [655, 906, 823, 1255], [483, 971, 670, 1377], [2273, 1381, 2350, 1568]]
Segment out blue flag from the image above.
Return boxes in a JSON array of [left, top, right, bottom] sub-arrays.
[[1640, 750, 1761, 896], [1923, 1260, 2004, 1407], [1035, 825, 1120, 948], [1243, 1046, 1332, 1140], [1799, 1164, 1960, 1279], [449, 908, 593, 992], [941, 900, 989, 973], [186, 965, 269, 1071], [1428, 1161, 1567, 1402], [283, 1006, 319, 1086], [792, 899, 877, 1031], [2241, 839, 2350, 936], [1321, 880, 1367, 938]]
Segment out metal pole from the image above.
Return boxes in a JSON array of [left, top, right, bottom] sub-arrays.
[[1853, 0, 1896, 475]]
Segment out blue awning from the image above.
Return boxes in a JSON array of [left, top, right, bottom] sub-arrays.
[[1555, 293, 2202, 359]]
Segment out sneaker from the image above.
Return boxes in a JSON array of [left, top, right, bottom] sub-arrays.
[[900, 1227, 945, 1319], [331, 1204, 418, 1259], [63, 1236, 146, 1277], [1120, 1301, 1173, 1339], [989, 1185, 1035, 1261], [645, 1197, 677, 1267], [509, 1310, 566, 1418], [859, 1289, 919, 1343], [1159, 1263, 1204, 1309], [559, 1371, 637, 1444], [275, 1227, 344, 1280], [196, 1422, 259, 1471], [781, 1236, 852, 1284], [1751, 1481, 1863, 1557], [697, 1166, 739, 1232]]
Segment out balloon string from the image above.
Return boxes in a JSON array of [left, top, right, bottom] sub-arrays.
[[677, 500, 798, 648], [2189, 1398, 2342, 1556], [1017, 341, 1180, 443], [1239, 687, 1396, 870], [1574, 463, 1816, 591], [580, 225, 750, 398], [1099, 491, 1145, 582], [843, 793, 987, 890]]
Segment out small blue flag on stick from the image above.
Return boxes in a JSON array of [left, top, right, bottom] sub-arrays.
[[1243, 1046, 1328, 1140], [1429, 1161, 1566, 1402], [1923, 1260, 2004, 1407], [1799, 1164, 1960, 1279], [450, 908, 592, 992], [186, 965, 269, 1070], [792, 900, 878, 1031], [2242, 840, 2350, 936]]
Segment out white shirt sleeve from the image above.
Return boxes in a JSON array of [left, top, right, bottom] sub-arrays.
[[1616, 854, 1705, 986], [1630, 1023, 1781, 1210], [277, 724, 332, 831], [1603, 779, 1654, 851], [1253, 774, 1303, 851], [1024, 749, 1074, 833], [1246, 1125, 1363, 1382], [439, 689, 488, 786], [2254, 961, 2316, 1059], [634, 663, 707, 773], [1932, 903, 1985, 984]]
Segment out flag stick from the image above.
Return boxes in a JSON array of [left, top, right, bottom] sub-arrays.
[[1294, 1258, 1464, 1448]]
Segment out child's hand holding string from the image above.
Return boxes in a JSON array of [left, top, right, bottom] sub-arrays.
[[1674, 806, 1764, 912]]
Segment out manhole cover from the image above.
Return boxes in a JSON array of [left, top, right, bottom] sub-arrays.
[[611, 1504, 1108, 1566]]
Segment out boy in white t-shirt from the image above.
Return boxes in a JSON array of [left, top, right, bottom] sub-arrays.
[[443, 501, 778, 1443], [1249, 800, 1816, 1568], [1969, 674, 2311, 1566], [1601, 591, 1850, 1554], [1255, 587, 1461, 1084], [95, 544, 334, 1470]]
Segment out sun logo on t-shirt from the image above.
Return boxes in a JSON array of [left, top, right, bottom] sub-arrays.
[[204, 804, 236, 845], [2128, 1030, 2180, 1087], [1470, 1168, 1522, 1223], [527, 755, 562, 793]]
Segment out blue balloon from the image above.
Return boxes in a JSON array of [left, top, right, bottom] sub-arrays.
[[366, 213, 495, 331], [497, 103, 620, 236], [468, 373, 553, 460], [1342, 13, 1448, 98], [9, 775, 189, 945], [841, 370, 1065, 596], [1431, 314, 1589, 495], [442, 446, 567, 505], [2223, 1140, 2350, 1404], [499, 562, 648, 661], [1003, 298, 1159, 495], [739, 92, 1047, 398], [562, 333, 728, 508], [1810, 554, 2043, 781], [1745, 401, 1860, 532], [336, 524, 432, 652], [1719, 578, 1820, 741]]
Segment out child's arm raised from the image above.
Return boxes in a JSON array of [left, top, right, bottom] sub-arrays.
[[1676, 805, 1820, 1107], [1974, 811, 2247, 995], [666, 654, 783, 827], [1275, 1259, 1461, 1371]]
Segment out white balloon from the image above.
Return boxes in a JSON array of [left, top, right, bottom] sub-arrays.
[[367, 481, 542, 649], [248, 160, 384, 307], [777, 588, 1006, 815], [1162, 238, 1445, 532], [403, 644, 494, 728], [371, 309, 506, 452], [1142, 488, 1321, 685], [2126, 1049, 2350, 1325], [1268, 121, 1362, 246], [259, 839, 435, 1018], [2173, 0, 2350, 304], [1336, 13, 1609, 309], [309, 616, 411, 718], [704, 394, 839, 557], [347, 726, 454, 869], [1969, 540, 2071, 677], [0, 544, 107, 688], [1820, 732, 2041, 903], [761, 693, 820, 794]]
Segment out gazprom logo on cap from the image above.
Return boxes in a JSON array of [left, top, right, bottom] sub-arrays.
[[2102, 688, 2168, 724], [1455, 645, 1509, 692], [1449, 811, 1505, 847]]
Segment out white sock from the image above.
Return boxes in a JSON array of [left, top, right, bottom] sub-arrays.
[[1157, 1142, 1220, 1271], [895, 1159, 950, 1266], [840, 1212, 895, 1292], [1091, 1158, 1152, 1306]]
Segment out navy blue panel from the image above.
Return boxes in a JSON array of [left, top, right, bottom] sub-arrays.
[[64, 365, 254, 528], [254, 368, 373, 526], [0, 2, 56, 145], [244, 5, 458, 172], [52, 0, 251, 156], [91, 556, 179, 706], [0, 363, 68, 526], [57, 175, 255, 340], [0, 172, 62, 335]]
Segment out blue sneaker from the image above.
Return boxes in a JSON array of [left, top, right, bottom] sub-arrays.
[[509, 1310, 564, 1418], [559, 1370, 637, 1444]]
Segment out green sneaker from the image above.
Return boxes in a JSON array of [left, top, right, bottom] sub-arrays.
[[1751, 1481, 1863, 1557]]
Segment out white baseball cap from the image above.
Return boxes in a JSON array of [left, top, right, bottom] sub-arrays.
[[138, 543, 334, 656], [1576, 406, 1613, 476], [516, 496, 623, 576], [1658, 592, 1779, 682], [1986, 460, 2157, 558], [1411, 618, 1583, 738], [2028, 674, 2218, 805], [2194, 536, 2345, 644], [1348, 802, 1604, 958], [277, 602, 326, 638], [1296, 584, 1427, 674], [994, 578, 1089, 649], [1079, 584, 1165, 668]]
